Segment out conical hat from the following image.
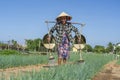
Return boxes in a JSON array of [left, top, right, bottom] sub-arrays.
[[56, 12, 72, 21]]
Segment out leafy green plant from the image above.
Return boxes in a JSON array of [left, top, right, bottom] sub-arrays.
[[7, 53, 114, 80], [0, 50, 20, 55], [0, 54, 48, 69]]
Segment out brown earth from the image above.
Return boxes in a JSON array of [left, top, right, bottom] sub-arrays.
[[0, 64, 52, 80], [0, 61, 120, 80], [92, 60, 120, 80]]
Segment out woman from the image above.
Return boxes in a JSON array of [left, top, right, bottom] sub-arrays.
[[49, 12, 80, 65]]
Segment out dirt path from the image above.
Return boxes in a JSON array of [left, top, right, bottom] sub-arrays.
[[0, 61, 120, 80], [0, 63, 57, 80], [92, 60, 120, 80]]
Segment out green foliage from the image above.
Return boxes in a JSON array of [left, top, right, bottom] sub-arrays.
[[94, 45, 105, 53], [84, 44, 93, 52], [116, 46, 120, 54], [0, 50, 20, 55], [0, 54, 48, 69], [117, 60, 120, 65], [106, 42, 114, 53], [25, 38, 42, 51], [0, 42, 8, 49], [116, 55, 120, 65], [9, 53, 114, 80]]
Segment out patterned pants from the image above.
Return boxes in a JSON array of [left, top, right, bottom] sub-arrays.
[[57, 33, 70, 59]]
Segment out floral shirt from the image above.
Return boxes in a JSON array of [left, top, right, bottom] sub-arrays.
[[49, 22, 80, 44]]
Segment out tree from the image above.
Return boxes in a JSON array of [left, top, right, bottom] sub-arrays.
[[94, 45, 105, 53], [84, 44, 93, 52], [106, 42, 114, 53], [25, 39, 34, 51], [115, 46, 120, 54], [11, 39, 18, 50], [34, 38, 42, 51], [25, 38, 42, 51], [0, 42, 7, 50]]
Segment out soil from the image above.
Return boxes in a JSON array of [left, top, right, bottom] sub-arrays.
[[92, 60, 120, 80], [0, 61, 120, 80], [0, 64, 51, 80]]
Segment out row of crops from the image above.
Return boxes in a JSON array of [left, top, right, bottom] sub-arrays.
[[0, 54, 48, 69], [0, 51, 116, 80], [117, 56, 120, 64]]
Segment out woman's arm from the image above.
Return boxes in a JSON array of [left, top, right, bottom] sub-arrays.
[[47, 23, 57, 42], [49, 23, 57, 36], [70, 24, 80, 36]]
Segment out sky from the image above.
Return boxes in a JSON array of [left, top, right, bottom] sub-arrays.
[[0, 0, 120, 47]]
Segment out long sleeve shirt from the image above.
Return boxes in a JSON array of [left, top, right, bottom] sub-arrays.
[[49, 22, 80, 44]]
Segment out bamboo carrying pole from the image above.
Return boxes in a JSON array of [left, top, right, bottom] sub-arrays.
[[45, 21, 85, 26]]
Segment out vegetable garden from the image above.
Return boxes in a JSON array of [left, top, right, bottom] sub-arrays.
[[0, 50, 117, 80]]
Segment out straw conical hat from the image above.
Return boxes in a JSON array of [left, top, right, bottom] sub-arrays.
[[56, 12, 72, 21]]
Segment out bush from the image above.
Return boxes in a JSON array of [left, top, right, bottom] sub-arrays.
[[0, 50, 20, 55]]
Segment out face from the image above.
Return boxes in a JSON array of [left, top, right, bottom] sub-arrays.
[[60, 17, 67, 24]]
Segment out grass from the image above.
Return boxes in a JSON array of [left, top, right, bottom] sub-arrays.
[[1, 52, 114, 80], [0, 54, 48, 69], [116, 57, 120, 65]]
